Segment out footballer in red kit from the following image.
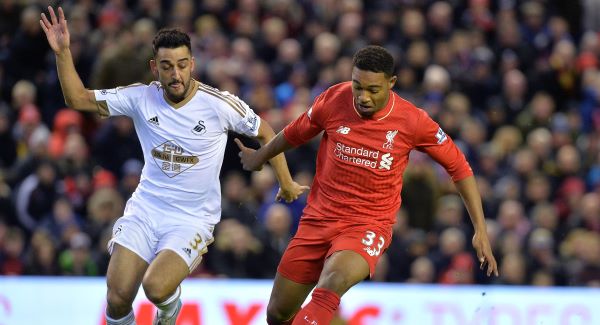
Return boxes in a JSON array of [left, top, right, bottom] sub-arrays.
[[284, 82, 473, 226], [236, 45, 498, 325]]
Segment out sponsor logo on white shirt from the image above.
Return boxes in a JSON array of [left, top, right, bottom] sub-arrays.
[[151, 141, 199, 178]]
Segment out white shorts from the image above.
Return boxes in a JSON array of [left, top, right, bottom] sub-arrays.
[[107, 203, 215, 273]]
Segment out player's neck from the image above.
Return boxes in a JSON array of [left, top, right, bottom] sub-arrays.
[[354, 91, 395, 120], [163, 79, 198, 109]]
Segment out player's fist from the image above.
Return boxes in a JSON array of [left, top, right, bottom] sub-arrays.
[[234, 138, 264, 171]]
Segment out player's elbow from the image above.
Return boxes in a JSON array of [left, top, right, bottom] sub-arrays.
[[63, 96, 76, 108], [64, 100, 87, 111], [64, 93, 95, 111]]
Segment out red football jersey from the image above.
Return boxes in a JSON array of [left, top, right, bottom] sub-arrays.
[[284, 82, 473, 225]]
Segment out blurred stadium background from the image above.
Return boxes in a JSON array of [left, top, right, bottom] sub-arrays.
[[0, 0, 599, 324]]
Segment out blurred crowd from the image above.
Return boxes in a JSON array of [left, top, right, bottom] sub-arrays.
[[0, 0, 599, 288]]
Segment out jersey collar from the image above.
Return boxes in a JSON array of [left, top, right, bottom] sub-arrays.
[[163, 79, 199, 109], [352, 91, 396, 121]]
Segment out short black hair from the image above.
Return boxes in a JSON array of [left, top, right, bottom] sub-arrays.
[[152, 28, 191, 56], [352, 45, 395, 77]]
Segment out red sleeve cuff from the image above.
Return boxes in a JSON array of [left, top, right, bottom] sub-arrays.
[[451, 168, 474, 182], [283, 127, 302, 147]]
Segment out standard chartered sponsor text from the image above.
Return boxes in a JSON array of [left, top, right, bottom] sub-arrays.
[[334, 142, 379, 168]]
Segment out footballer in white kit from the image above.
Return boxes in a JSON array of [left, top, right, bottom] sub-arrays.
[[95, 80, 261, 270], [41, 13, 308, 324]]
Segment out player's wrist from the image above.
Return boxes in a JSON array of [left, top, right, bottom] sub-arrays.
[[278, 177, 293, 188], [54, 48, 71, 58], [473, 229, 488, 239], [273, 168, 293, 186]]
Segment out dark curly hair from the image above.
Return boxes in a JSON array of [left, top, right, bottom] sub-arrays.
[[152, 28, 191, 56], [352, 46, 395, 77]]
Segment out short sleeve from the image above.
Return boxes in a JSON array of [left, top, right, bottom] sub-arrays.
[[217, 90, 261, 137], [94, 83, 145, 118], [283, 91, 329, 146], [414, 109, 473, 181]]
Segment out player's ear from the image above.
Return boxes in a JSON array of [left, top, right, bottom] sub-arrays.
[[190, 56, 196, 72], [149, 59, 158, 78], [388, 75, 397, 89]]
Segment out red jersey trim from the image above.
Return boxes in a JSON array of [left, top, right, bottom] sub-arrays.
[[351, 91, 396, 121]]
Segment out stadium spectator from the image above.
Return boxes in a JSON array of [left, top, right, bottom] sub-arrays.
[[209, 219, 266, 278], [58, 231, 98, 276], [0, 226, 25, 275], [24, 229, 59, 275]]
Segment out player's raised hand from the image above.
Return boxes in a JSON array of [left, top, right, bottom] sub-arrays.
[[276, 182, 310, 203], [234, 138, 264, 171], [40, 6, 70, 54], [472, 232, 499, 277]]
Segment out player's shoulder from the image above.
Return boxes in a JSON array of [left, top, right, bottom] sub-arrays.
[[120, 82, 155, 91], [148, 81, 162, 91], [393, 92, 425, 118], [113, 82, 157, 96], [327, 81, 352, 92], [195, 81, 233, 97], [195, 81, 238, 101], [313, 82, 352, 108], [324, 81, 352, 98], [195, 81, 248, 117]]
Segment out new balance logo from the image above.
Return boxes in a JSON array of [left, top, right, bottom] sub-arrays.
[[148, 116, 159, 126], [379, 153, 394, 170], [182, 247, 192, 257], [336, 126, 351, 134]]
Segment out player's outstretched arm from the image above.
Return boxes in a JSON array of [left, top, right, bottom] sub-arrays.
[[40, 6, 97, 112], [454, 175, 499, 277]]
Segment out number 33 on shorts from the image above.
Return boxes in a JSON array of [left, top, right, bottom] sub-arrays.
[[361, 230, 385, 256]]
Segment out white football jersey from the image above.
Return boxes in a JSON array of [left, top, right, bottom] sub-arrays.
[[94, 80, 260, 225]]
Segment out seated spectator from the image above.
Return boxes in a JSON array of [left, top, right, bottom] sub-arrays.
[[24, 229, 59, 275], [429, 227, 468, 279], [497, 253, 527, 285], [439, 252, 475, 284], [39, 196, 84, 246], [58, 232, 98, 276], [0, 226, 25, 275], [85, 186, 123, 243], [12, 104, 49, 161], [220, 171, 257, 228], [15, 160, 61, 233], [407, 256, 436, 284], [208, 219, 265, 278], [47, 109, 83, 159], [257, 203, 293, 278]]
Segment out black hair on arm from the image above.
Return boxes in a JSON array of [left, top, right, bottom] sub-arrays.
[[152, 28, 191, 56], [352, 45, 395, 77]]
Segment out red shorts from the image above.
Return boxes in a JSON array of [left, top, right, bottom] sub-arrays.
[[277, 217, 393, 284]]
